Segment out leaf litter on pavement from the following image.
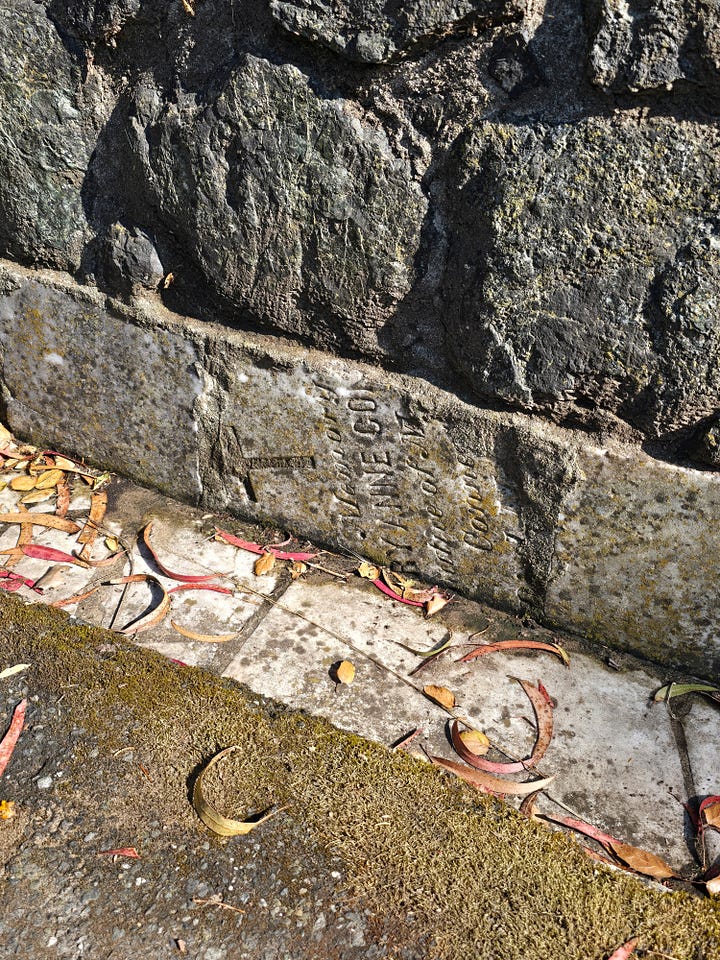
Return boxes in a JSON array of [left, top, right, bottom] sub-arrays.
[[1, 422, 719, 898]]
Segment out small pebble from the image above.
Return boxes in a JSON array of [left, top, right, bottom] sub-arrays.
[[36, 776, 53, 790]]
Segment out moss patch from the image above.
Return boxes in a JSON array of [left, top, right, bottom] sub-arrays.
[[1, 595, 719, 960]]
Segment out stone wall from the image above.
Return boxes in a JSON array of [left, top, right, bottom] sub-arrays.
[[1, 0, 719, 672]]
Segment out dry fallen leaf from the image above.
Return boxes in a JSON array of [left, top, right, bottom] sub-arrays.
[[335, 660, 356, 686], [357, 561, 381, 580], [56, 478, 70, 518], [458, 728, 490, 756], [20, 489, 54, 504], [170, 621, 237, 644], [290, 561, 307, 580], [253, 552, 276, 576], [425, 593, 449, 617], [423, 684, 456, 711], [0, 699, 27, 777], [105, 535, 120, 552], [707, 874, 720, 897], [607, 840, 677, 880], [606, 938, 638, 960], [381, 568, 415, 592], [459, 638, 570, 667], [0, 664, 29, 681], [105, 575, 170, 635], [453, 679, 554, 776], [192, 746, 288, 837], [0, 800, 16, 820], [53, 456, 77, 471], [431, 755, 555, 796], [700, 797, 720, 832], [142, 520, 219, 583], [9, 475, 36, 491], [34, 468, 64, 489], [0, 513, 79, 533], [97, 847, 140, 859]]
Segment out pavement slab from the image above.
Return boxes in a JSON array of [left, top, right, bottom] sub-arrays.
[[1, 436, 719, 893]]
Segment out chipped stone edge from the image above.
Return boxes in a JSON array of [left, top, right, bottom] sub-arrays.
[[1, 259, 718, 678]]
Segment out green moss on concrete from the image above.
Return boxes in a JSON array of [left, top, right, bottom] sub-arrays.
[[1, 595, 719, 960]]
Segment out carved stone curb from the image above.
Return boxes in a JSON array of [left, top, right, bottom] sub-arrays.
[[1, 261, 717, 678]]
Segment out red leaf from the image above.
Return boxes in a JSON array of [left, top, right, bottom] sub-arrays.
[[0, 699, 27, 777], [371, 578, 425, 607], [458, 639, 570, 666], [19, 544, 85, 565], [167, 583, 233, 595], [0, 570, 42, 593], [97, 847, 140, 859], [541, 813, 620, 849], [215, 527, 318, 562], [143, 521, 220, 583], [0, 578, 23, 592], [430, 755, 554, 795], [449, 679, 553, 774], [607, 938, 638, 960]]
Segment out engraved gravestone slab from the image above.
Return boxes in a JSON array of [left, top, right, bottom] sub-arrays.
[[198, 344, 576, 611]]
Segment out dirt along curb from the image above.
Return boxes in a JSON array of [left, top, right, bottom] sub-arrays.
[[0, 596, 719, 960]]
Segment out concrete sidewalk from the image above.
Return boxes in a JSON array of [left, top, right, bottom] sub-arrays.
[[1, 447, 718, 881]]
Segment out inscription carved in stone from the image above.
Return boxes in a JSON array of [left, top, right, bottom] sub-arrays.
[[199, 354, 557, 610]]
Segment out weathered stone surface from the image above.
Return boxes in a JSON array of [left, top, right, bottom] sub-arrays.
[[587, 0, 720, 95], [128, 56, 427, 357], [443, 116, 720, 437], [270, 0, 516, 63], [47, 0, 142, 42], [0, 266, 201, 496], [99, 223, 165, 294], [0, 0, 105, 272], [2, 263, 720, 674], [197, 337, 575, 612], [546, 443, 720, 678]]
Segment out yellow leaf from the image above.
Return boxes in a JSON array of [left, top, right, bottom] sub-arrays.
[[335, 660, 355, 685], [382, 568, 414, 592], [290, 561, 307, 580], [458, 729, 490, 756], [20, 489, 54, 504], [170, 621, 237, 643], [423, 684, 456, 711], [192, 746, 288, 837], [34, 468, 64, 489], [425, 593, 449, 617], [9, 475, 37, 491], [0, 800, 16, 820], [357, 561, 380, 580], [253, 552, 276, 576], [105, 535, 120, 552]]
